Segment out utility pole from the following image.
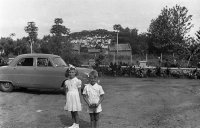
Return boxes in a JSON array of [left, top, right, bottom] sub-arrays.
[[116, 30, 119, 64]]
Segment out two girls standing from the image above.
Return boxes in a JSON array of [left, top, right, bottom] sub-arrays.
[[64, 68, 104, 128]]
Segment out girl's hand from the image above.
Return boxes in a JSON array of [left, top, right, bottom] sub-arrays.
[[94, 104, 98, 108], [89, 104, 93, 108], [88, 103, 92, 108], [89, 104, 96, 108], [95, 103, 99, 107]]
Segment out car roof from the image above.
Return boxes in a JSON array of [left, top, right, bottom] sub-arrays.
[[16, 53, 60, 58], [8, 53, 61, 66]]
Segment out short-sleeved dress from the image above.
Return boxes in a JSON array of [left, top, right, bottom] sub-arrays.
[[64, 77, 82, 111], [82, 83, 105, 113]]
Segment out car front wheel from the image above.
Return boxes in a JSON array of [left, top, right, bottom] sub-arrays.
[[0, 82, 14, 92]]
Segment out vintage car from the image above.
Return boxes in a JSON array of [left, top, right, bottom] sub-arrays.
[[0, 53, 93, 92]]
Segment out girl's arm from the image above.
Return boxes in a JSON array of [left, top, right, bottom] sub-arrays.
[[64, 85, 68, 94], [78, 87, 81, 96], [81, 84, 85, 95], [65, 86, 68, 103], [83, 94, 90, 106], [63, 79, 68, 95], [97, 94, 104, 107]]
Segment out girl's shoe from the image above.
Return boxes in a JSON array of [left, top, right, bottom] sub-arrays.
[[68, 123, 75, 128], [74, 124, 79, 128]]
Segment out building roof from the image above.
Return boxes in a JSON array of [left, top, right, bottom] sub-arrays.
[[109, 43, 131, 51]]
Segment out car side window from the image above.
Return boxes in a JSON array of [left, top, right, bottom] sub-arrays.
[[37, 58, 52, 67], [17, 58, 34, 66]]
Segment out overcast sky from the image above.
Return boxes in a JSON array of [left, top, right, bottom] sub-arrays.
[[0, 0, 200, 39]]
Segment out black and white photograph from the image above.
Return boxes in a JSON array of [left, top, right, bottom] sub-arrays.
[[0, 0, 200, 128]]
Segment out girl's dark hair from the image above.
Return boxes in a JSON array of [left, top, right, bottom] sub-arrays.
[[65, 67, 78, 77]]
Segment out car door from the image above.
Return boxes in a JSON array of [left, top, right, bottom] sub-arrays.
[[12, 57, 35, 87], [33, 57, 65, 89]]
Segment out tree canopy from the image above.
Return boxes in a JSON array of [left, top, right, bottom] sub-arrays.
[[48, 18, 71, 55], [24, 22, 38, 53], [24, 22, 38, 42], [50, 18, 70, 36], [148, 5, 193, 53]]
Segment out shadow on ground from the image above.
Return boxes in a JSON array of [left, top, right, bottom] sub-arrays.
[[59, 114, 90, 127], [13, 88, 65, 95]]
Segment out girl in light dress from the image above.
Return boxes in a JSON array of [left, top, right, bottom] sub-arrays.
[[64, 67, 82, 128], [82, 70, 105, 128]]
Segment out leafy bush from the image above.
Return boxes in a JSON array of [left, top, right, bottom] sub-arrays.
[[94, 65, 200, 79]]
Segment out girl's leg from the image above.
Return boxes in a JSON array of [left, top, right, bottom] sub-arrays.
[[66, 111, 75, 128], [89, 113, 95, 128], [94, 113, 100, 128], [71, 111, 75, 123], [74, 111, 79, 124]]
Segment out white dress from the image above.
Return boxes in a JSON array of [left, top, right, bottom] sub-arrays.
[[82, 83, 105, 113], [64, 77, 82, 111]]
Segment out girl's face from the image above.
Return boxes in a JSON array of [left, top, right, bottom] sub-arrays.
[[69, 69, 76, 78], [89, 76, 98, 85]]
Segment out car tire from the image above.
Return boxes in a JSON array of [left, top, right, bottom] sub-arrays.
[[0, 82, 14, 92], [19, 87, 27, 91]]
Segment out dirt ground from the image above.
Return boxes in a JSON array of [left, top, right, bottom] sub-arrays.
[[0, 77, 200, 128]]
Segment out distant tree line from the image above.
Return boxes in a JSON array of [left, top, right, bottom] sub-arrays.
[[0, 4, 200, 67]]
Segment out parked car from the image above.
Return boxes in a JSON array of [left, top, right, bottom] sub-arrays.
[[7, 57, 15, 65], [0, 53, 93, 92]]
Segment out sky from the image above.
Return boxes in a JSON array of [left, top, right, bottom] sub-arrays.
[[0, 0, 200, 39]]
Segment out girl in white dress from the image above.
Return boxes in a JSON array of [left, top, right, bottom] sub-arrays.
[[83, 70, 105, 128], [64, 67, 82, 128]]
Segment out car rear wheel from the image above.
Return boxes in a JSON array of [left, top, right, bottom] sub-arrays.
[[19, 87, 27, 91], [0, 82, 14, 92]]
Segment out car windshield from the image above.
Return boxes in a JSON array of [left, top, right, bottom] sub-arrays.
[[52, 57, 67, 67]]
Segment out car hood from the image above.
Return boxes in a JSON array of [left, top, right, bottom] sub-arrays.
[[0, 66, 9, 73], [75, 67, 94, 84], [76, 67, 94, 76]]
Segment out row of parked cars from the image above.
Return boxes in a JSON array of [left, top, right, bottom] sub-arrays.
[[0, 54, 93, 92]]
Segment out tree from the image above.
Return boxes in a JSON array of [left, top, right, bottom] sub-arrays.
[[148, 5, 193, 54], [169, 36, 200, 67], [113, 27, 135, 43], [196, 28, 200, 42], [50, 18, 70, 36], [60, 42, 78, 65], [39, 35, 51, 54], [128, 28, 139, 54], [188, 28, 200, 66], [9, 33, 16, 39], [113, 25, 148, 54], [186, 36, 200, 67], [0, 37, 15, 56], [49, 18, 70, 55], [24, 22, 38, 53], [14, 38, 29, 55], [113, 24, 123, 32], [137, 33, 149, 55]]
